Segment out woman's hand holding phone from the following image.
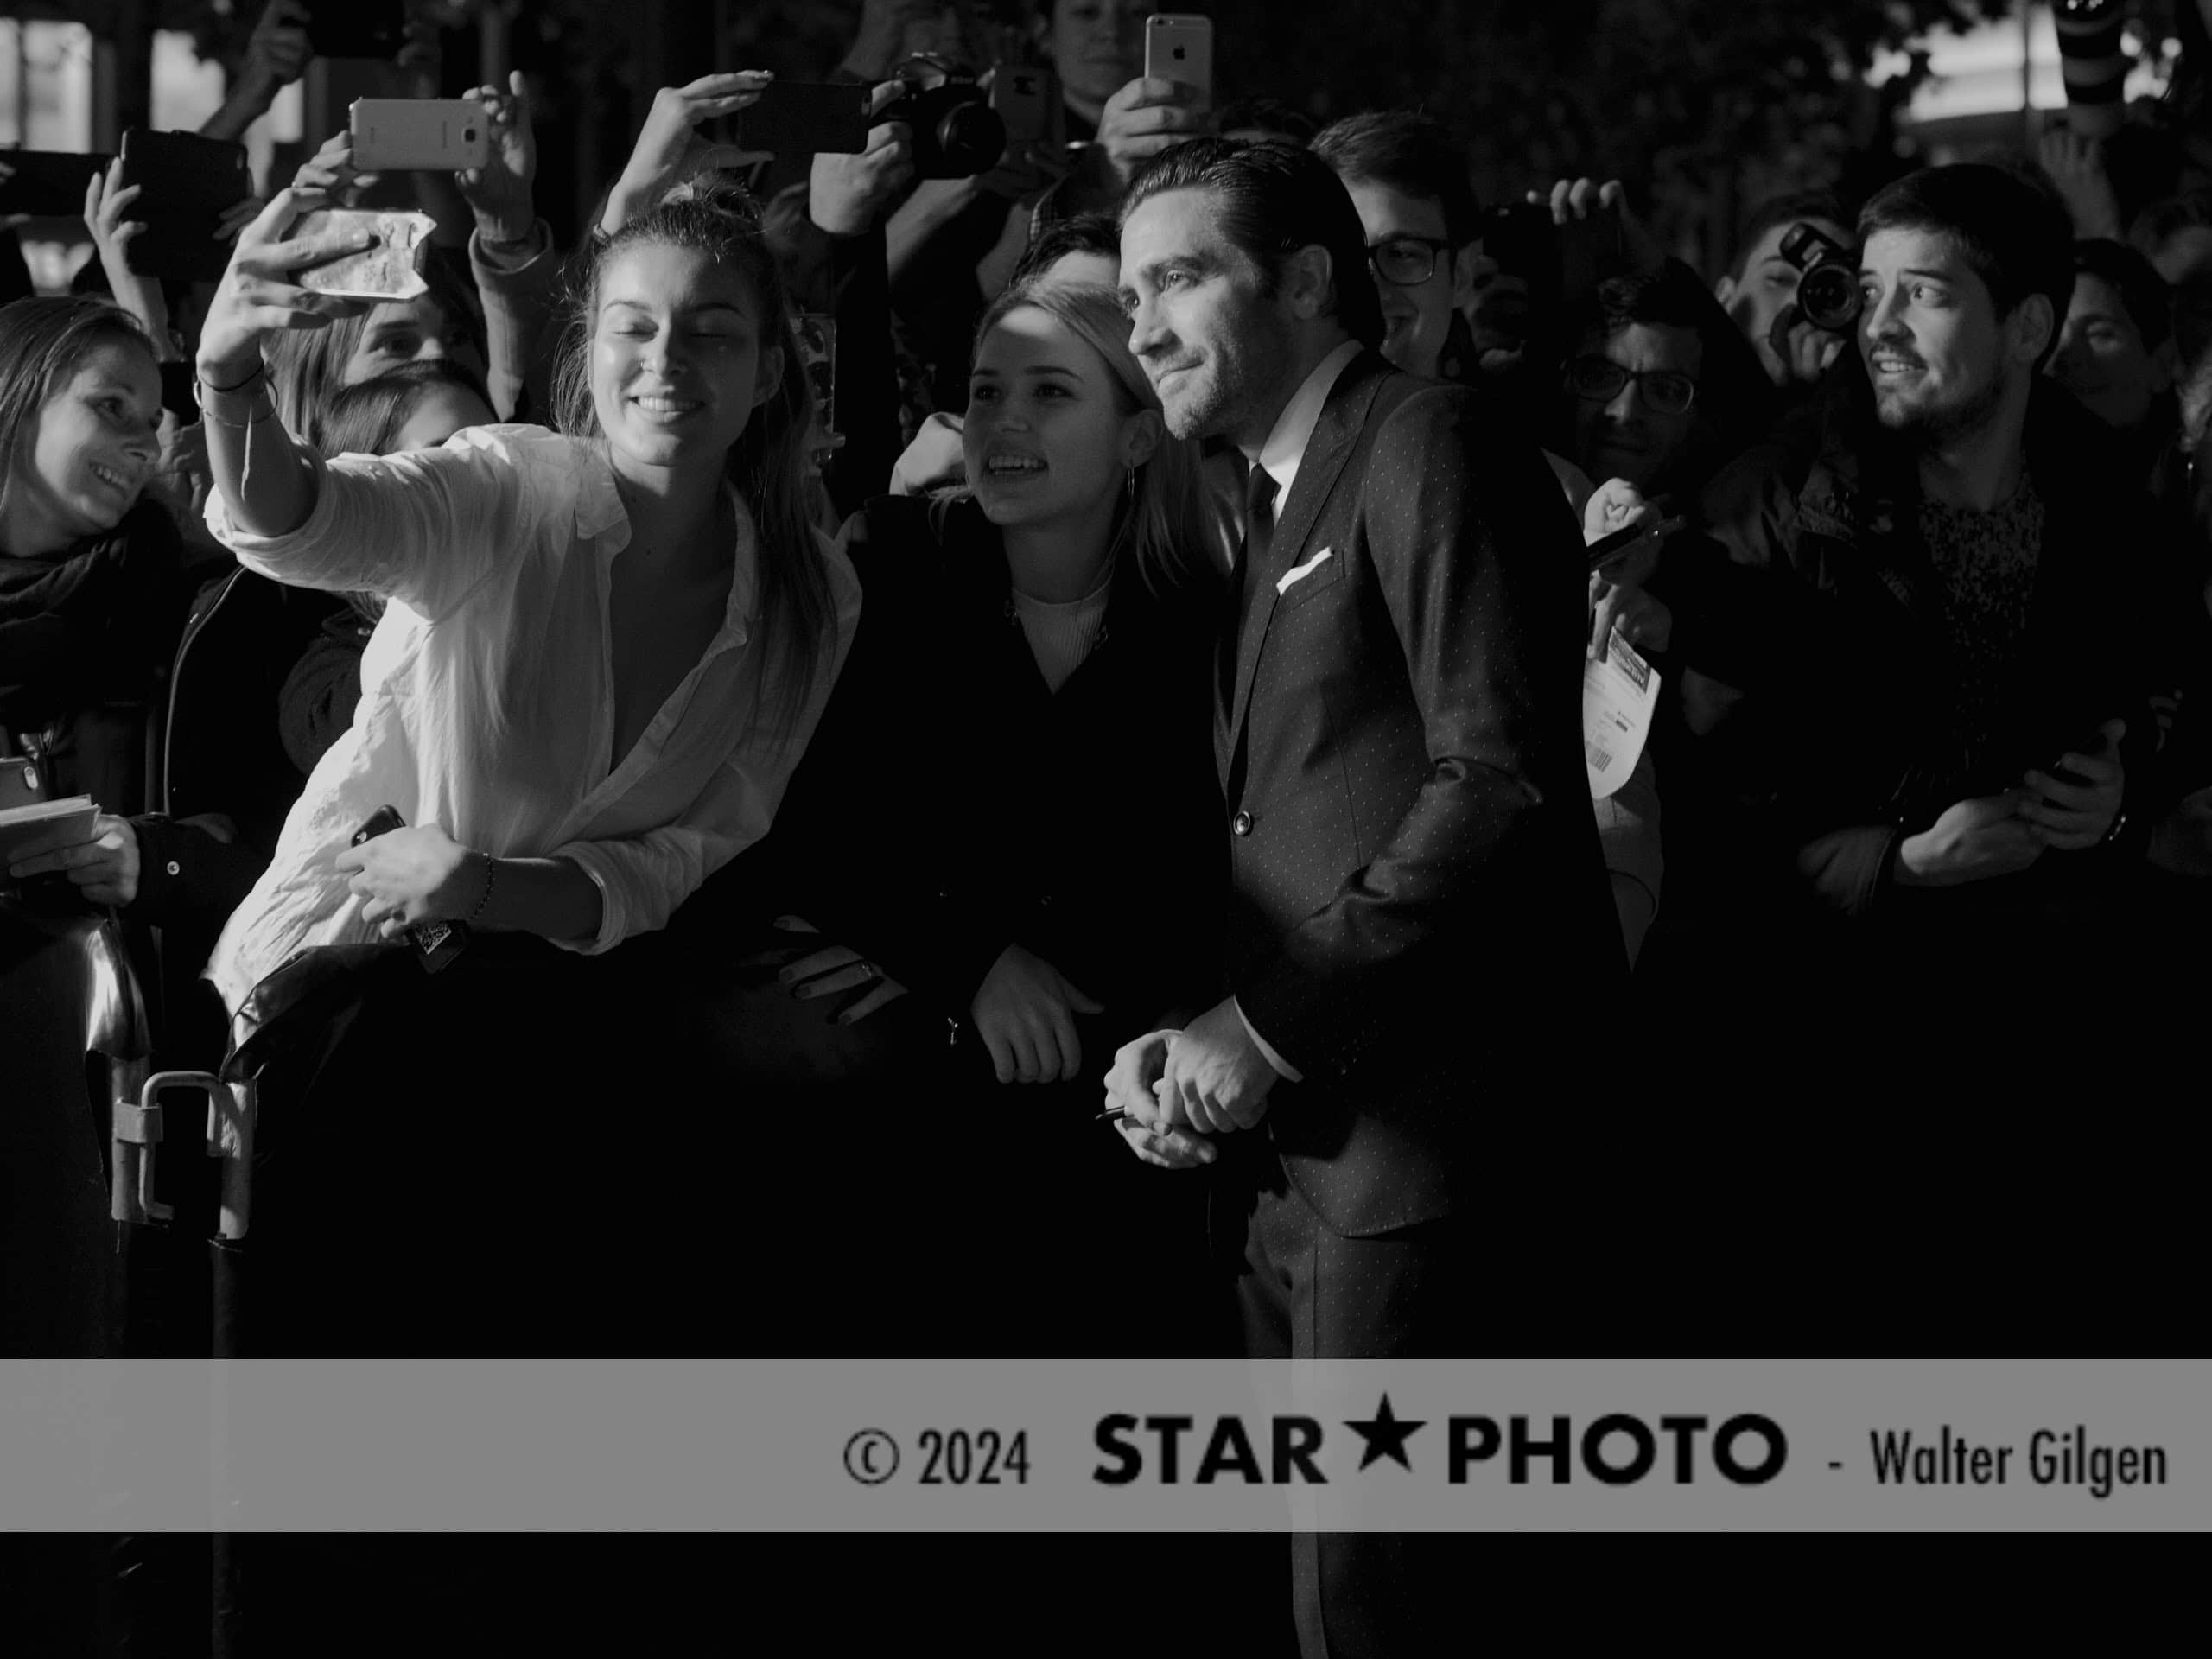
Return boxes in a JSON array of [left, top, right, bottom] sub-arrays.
[[336, 820, 486, 937], [196, 188, 378, 384], [83, 158, 172, 351], [1095, 77, 1208, 191], [456, 71, 539, 245]]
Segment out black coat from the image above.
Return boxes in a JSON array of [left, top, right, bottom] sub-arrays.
[[1211, 353, 1623, 1238], [130, 568, 338, 1058], [757, 494, 1227, 1049], [0, 501, 186, 810], [691, 494, 1233, 1355], [1675, 378, 2170, 929]]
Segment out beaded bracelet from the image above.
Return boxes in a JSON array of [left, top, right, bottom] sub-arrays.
[[467, 854, 499, 924]]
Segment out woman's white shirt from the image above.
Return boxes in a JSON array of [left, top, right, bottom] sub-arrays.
[[200, 423, 861, 1014]]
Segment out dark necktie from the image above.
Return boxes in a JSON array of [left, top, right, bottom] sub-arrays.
[[1226, 466, 1278, 702]]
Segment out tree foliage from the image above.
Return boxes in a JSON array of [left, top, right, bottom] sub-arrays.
[[1207, 0, 2012, 266]]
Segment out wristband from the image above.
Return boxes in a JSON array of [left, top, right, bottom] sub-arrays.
[[193, 376, 276, 428], [199, 359, 266, 395]]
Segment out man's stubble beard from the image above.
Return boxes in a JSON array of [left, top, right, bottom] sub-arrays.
[[1160, 305, 1303, 446], [1877, 357, 2013, 451]]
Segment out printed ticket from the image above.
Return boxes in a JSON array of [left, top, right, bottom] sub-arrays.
[[1584, 633, 1658, 800]]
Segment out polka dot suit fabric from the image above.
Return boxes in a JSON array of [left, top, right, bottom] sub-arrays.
[[1217, 353, 1626, 1243]]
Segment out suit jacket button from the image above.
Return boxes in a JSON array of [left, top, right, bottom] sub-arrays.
[[166, 861, 181, 876], [1231, 810, 1253, 836]]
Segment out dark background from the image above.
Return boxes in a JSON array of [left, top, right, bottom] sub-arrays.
[[19, 2, 2197, 270]]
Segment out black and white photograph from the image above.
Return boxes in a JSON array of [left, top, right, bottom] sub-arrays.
[[4, 0, 2206, 1648]]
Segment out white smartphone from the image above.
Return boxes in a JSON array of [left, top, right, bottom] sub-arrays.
[[349, 99, 492, 172], [1144, 14, 1214, 114]]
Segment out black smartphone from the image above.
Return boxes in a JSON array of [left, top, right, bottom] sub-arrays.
[[0, 149, 115, 217], [739, 82, 873, 156], [1482, 202, 1556, 281], [115, 129, 253, 283], [1586, 514, 1685, 575], [350, 805, 470, 974], [2043, 734, 2101, 789], [306, 0, 408, 61], [351, 804, 407, 847]]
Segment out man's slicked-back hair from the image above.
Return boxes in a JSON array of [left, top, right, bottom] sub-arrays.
[[1120, 137, 1386, 350], [1859, 163, 2075, 332], [1311, 110, 1482, 247]]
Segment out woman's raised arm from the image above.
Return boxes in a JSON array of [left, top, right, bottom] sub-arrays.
[[194, 189, 375, 537]]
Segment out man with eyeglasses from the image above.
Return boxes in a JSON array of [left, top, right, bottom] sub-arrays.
[[1560, 263, 1772, 501], [1310, 112, 1480, 385], [1314, 111, 1597, 521]]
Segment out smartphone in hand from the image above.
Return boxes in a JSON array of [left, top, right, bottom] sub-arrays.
[[1145, 14, 1214, 113], [350, 805, 470, 974], [349, 99, 493, 172], [115, 130, 252, 283]]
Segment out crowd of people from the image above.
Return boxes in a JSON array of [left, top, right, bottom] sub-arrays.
[[5, 0, 2210, 1641]]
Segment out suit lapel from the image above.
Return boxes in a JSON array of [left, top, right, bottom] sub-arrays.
[[1222, 353, 1389, 750]]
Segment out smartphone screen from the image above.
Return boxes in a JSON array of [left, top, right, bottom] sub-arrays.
[[1144, 15, 1215, 112]]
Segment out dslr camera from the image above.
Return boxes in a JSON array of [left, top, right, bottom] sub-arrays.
[[1778, 222, 1862, 334], [880, 55, 1007, 180]]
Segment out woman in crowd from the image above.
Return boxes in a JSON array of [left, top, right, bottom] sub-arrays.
[[195, 181, 855, 1004], [741, 278, 1231, 1355], [262, 73, 556, 440], [186, 179, 858, 1351], [0, 298, 178, 826]]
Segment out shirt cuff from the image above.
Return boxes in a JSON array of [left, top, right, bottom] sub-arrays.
[[1234, 996, 1303, 1083], [470, 219, 551, 274]]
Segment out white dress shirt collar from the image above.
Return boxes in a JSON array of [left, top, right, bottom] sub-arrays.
[[1247, 338, 1364, 504]]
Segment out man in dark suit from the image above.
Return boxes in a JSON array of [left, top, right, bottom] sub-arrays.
[[1105, 137, 1622, 1655]]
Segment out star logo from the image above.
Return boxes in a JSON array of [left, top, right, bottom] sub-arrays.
[[1343, 1394, 1426, 1471]]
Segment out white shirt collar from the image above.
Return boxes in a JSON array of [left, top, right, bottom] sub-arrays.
[[1248, 339, 1364, 504]]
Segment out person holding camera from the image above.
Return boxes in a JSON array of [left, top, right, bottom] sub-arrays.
[[1654, 166, 2169, 1092], [1713, 189, 1858, 391]]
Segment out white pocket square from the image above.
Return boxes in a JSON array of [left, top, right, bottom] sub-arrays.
[[1275, 548, 1335, 596]]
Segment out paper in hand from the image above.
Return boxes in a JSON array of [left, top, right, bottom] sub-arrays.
[[1584, 632, 1660, 801], [291, 209, 434, 302]]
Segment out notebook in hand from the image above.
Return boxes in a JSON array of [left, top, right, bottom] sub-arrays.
[[0, 795, 98, 879]]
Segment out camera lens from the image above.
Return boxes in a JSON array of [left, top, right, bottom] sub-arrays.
[[1799, 263, 1863, 334], [935, 103, 1007, 175]]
